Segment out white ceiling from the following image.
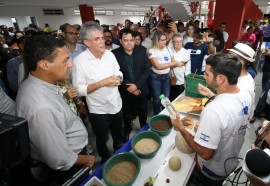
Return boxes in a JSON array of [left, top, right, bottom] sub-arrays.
[[253, 0, 270, 14], [0, 0, 269, 17]]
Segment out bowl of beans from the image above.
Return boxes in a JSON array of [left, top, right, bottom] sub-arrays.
[[148, 114, 173, 136]]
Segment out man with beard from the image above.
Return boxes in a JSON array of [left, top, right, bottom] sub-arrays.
[[184, 33, 215, 75], [60, 23, 86, 61], [171, 53, 252, 185], [104, 29, 119, 51]]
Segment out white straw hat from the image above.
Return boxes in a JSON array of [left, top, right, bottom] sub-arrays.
[[227, 43, 255, 62]]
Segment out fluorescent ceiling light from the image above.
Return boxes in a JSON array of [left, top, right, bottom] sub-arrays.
[[145, 5, 159, 7], [175, 0, 188, 3], [124, 4, 138, 7], [93, 7, 104, 10], [268, 2, 270, 4]]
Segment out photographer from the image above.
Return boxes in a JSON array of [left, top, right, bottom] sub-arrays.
[[162, 18, 178, 45]]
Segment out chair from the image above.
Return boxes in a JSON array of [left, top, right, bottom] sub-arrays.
[[245, 172, 270, 186]]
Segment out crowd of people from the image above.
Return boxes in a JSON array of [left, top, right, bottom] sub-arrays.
[[0, 14, 270, 185]]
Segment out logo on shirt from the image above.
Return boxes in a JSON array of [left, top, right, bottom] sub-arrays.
[[200, 133, 210, 142], [164, 56, 169, 61], [149, 53, 152, 56], [189, 49, 202, 55], [238, 105, 249, 116]]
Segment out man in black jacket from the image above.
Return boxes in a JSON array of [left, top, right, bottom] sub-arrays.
[[112, 29, 150, 142]]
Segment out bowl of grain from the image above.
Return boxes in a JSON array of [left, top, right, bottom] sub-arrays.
[[148, 114, 173, 136], [102, 152, 141, 186], [131, 131, 162, 159]]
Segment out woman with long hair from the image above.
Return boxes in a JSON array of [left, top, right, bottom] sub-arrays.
[[183, 23, 195, 46], [148, 30, 184, 114]]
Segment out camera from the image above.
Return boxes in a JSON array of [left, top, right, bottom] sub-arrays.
[[254, 121, 270, 148], [163, 18, 173, 28], [194, 33, 203, 40]]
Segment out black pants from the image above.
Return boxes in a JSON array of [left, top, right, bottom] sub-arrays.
[[45, 147, 88, 185], [169, 84, 185, 101], [122, 94, 148, 133], [89, 110, 123, 161], [187, 166, 225, 186]]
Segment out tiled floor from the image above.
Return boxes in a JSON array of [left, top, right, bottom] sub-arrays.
[[86, 71, 265, 185]]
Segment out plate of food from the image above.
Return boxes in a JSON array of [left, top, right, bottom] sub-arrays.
[[172, 96, 208, 116]]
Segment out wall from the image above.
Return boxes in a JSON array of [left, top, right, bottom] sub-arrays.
[[244, 1, 264, 21], [0, 6, 143, 31], [96, 10, 143, 25], [213, 0, 263, 49]]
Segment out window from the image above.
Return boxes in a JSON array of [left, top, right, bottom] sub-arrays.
[[121, 11, 145, 16], [11, 17, 17, 23], [43, 9, 64, 15], [73, 9, 80, 15], [73, 9, 114, 16]]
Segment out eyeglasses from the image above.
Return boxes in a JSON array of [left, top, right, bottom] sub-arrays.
[[172, 41, 182, 44], [0, 37, 5, 40], [89, 37, 106, 43], [65, 32, 79, 36]]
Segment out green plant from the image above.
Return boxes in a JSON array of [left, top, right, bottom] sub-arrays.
[[148, 176, 156, 184]]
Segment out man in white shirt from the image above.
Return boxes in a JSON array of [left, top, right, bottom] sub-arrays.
[[177, 22, 186, 37], [171, 53, 252, 185], [220, 22, 229, 43], [169, 33, 190, 100], [227, 43, 256, 120], [138, 26, 152, 49], [72, 21, 123, 163]]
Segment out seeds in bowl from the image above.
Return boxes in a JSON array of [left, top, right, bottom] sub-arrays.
[[135, 138, 159, 154], [152, 120, 171, 131]]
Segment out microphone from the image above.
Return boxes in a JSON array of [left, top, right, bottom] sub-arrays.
[[245, 149, 270, 177]]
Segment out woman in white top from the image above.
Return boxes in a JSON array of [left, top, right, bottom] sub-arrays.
[[148, 30, 183, 114], [169, 33, 191, 101], [183, 23, 195, 46]]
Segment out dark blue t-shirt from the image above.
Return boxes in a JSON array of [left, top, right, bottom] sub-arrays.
[[112, 37, 121, 46], [184, 42, 208, 75]]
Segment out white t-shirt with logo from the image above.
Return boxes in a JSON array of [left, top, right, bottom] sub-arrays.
[[195, 89, 252, 178], [148, 47, 172, 74], [237, 73, 255, 118]]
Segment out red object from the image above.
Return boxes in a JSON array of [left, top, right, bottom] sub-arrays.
[[157, 5, 163, 20], [207, 1, 214, 29], [79, 4, 95, 23], [213, 0, 262, 49], [244, 1, 264, 21], [189, 2, 199, 14], [240, 33, 256, 45]]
